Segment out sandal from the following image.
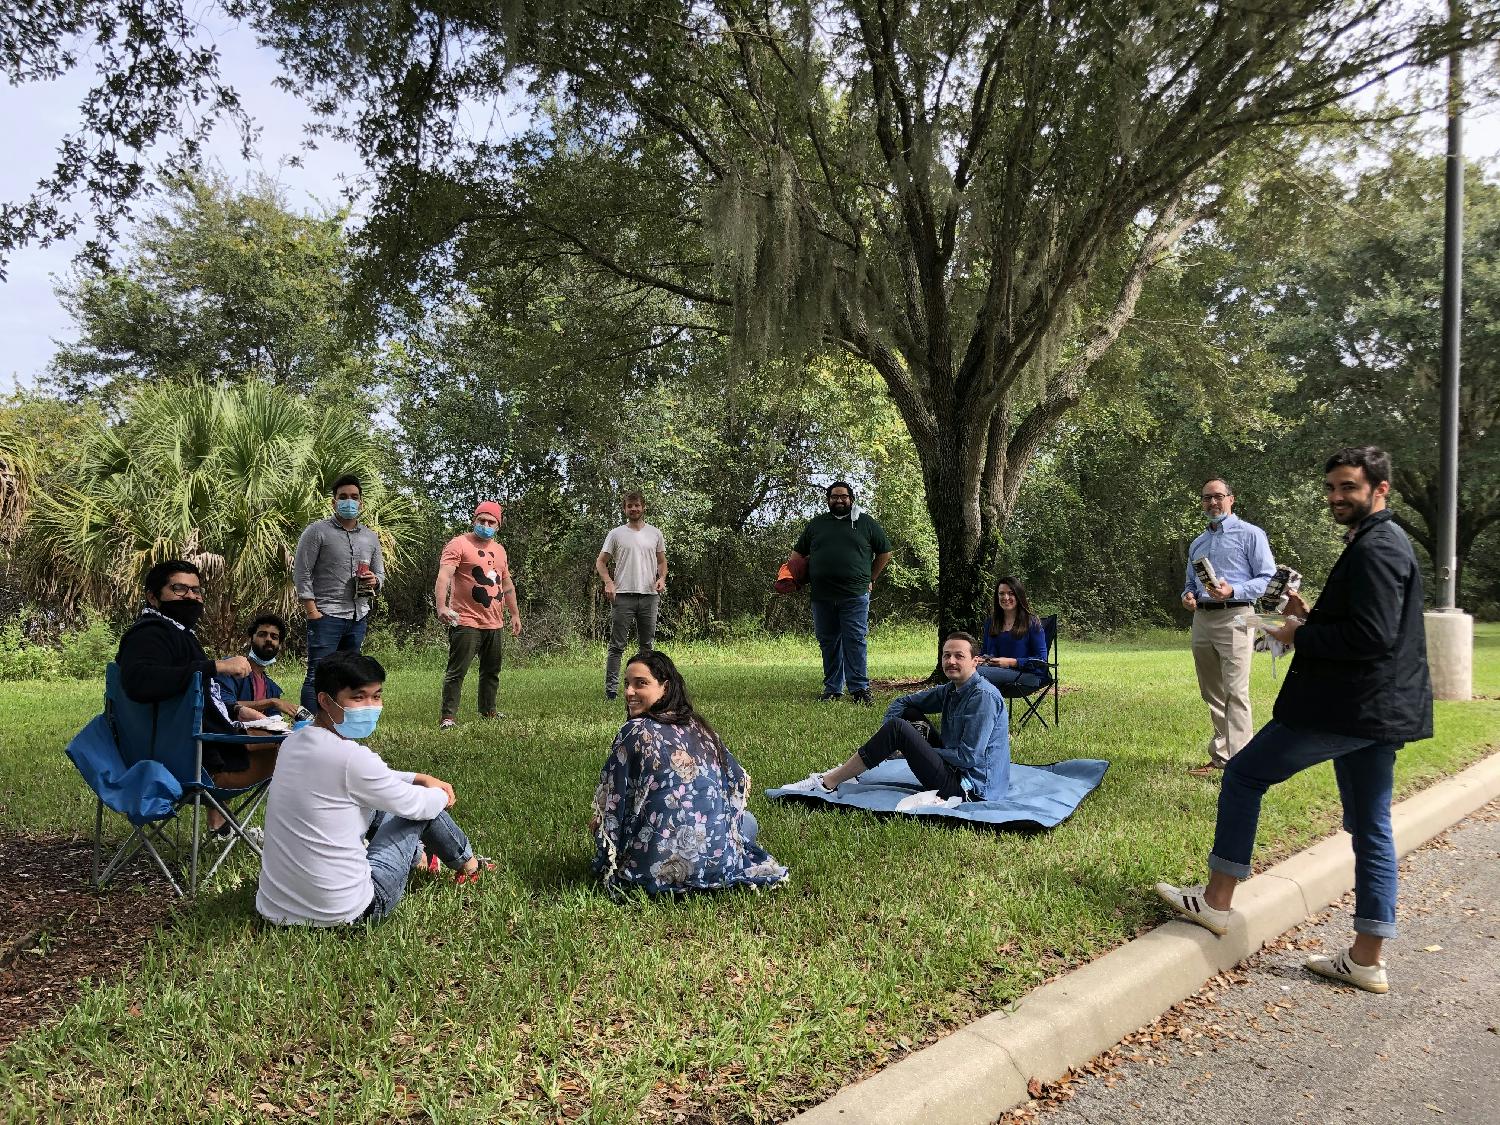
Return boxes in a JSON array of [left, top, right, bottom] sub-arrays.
[[455, 856, 496, 885]]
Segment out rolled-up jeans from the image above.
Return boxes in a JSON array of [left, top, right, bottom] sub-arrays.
[[1208, 719, 1401, 938], [810, 592, 871, 695], [359, 809, 474, 923]]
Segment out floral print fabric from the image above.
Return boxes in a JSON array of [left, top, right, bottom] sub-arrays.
[[591, 716, 789, 897]]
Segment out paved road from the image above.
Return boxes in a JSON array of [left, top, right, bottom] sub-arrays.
[[1034, 801, 1500, 1125]]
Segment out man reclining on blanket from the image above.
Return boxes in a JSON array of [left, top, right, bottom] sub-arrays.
[[784, 632, 1010, 808]]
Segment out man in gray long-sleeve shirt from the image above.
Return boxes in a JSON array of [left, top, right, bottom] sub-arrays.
[[293, 473, 386, 710]]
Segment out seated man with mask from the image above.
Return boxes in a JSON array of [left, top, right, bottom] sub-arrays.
[[116, 560, 273, 832], [256, 650, 492, 927], [213, 613, 309, 724]]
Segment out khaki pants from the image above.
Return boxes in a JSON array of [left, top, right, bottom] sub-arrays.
[[1191, 608, 1255, 767]]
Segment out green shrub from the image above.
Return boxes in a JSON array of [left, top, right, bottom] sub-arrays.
[[0, 620, 61, 681], [57, 615, 119, 679]]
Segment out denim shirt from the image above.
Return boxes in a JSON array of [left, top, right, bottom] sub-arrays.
[[1182, 513, 1275, 602], [884, 673, 1010, 800]]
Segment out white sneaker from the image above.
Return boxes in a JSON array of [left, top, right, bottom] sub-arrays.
[[1154, 882, 1232, 936], [1305, 948, 1389, 994], [782, 772, 835, 795], [894, 790, 962, 813]]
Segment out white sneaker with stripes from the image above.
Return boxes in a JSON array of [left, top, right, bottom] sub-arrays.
[[1305, 947, 1389, 994], [1153, 882, 1232, 936]]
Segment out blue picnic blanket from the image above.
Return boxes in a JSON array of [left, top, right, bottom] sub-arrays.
[[765, 758, 1108, 830]]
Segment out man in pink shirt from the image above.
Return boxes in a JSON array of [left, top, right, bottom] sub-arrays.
[[433, 501, 523, 729]]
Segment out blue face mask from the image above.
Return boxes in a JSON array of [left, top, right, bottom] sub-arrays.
[[247, 650, 277, 667], [473, 523, 496, 540], [326, 699, 382, 740], [1208, 513, 1228, 528], [335, 499, 361, 520]]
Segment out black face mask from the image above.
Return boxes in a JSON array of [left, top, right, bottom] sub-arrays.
[[157, 599, 205, 631]]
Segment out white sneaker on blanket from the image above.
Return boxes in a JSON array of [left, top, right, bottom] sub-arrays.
[[782, 772, 836, 795], [894, 790, 962, 813]]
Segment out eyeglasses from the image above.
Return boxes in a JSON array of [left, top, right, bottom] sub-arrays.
[[1200, 492, 1231, 502], [166, 582, 204, 598]]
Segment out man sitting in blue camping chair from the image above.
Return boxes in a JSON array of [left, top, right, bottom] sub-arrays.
[[116, 560, 281, 838]]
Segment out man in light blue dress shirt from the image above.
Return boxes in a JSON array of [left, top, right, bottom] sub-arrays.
[[1181, 478, 1275, 775]]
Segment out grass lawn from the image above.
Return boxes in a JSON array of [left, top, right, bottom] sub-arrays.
[[1, 625, 1497, 1123]]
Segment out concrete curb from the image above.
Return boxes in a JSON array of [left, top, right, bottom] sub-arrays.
[[791, 751, 1500, 1125]]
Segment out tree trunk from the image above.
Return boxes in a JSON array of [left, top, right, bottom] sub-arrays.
[[922, 440, 1002, 676]]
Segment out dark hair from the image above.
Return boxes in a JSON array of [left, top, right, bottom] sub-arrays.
[[826, 480, 854, 499], [330, 474, 362, 497], [143, 559, 200, 598], [1202, 477, 1233, 497], [624, 650, 723, 747], [247, 613, 289, 641], [988, 575, 1039, 639], [944, 631, 982, 656], [622, 490, 645, 506], [314, 650, 386, 698], [1324, 446, 1391, 488]]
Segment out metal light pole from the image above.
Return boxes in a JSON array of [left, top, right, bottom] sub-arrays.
[[1436, 5, 1463, 610], [1425, 0, 1474, 701]]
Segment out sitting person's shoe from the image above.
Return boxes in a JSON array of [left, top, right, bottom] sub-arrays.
[[455, 856, 496, 885], [213, 824, 264, 847], [605, 690, 618, 701], [782, 772, 836, 795], [894, 790, 962, 813], [849, 690, 873, 706], [1305, 948, 1388, 994], [1153, 882, 1232, 936], [440, 717, 458, 731], [818, 691, 843, 702]]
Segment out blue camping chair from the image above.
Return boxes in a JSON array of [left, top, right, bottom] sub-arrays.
[[998, 614, 1061, 732], [66, 663, 285, 896]]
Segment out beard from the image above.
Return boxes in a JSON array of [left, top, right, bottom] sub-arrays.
[[1331, 496, 1375, 526]]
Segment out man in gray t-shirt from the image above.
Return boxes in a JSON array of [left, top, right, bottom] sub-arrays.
[[593, 491, 668, 700]]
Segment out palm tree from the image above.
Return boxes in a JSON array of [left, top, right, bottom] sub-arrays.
[[23, 381, 420, 641]]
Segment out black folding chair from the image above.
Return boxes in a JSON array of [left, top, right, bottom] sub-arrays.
[[1002, 614, 1060, 732]]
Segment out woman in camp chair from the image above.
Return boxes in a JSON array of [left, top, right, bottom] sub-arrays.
[[977, 574, 1050, 693]]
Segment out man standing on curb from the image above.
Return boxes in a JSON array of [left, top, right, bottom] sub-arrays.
[[434, 501, 522, 729], [1181, 476, 1275, 776], [791, 481, 894, 705], [293, 474, 385, 712], [1156, 446, 1433, 994], [595, 491, 667, 701]]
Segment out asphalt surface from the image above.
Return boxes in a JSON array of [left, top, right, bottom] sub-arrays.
[[1034, 800, 1500, 1125]]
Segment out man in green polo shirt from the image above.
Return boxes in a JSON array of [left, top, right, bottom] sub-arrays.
[[790, 481, 894, 704]]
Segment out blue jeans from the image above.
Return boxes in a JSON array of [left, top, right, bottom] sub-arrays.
[[977, 665, 1048, 694], [300, 613, 370, 711], [1208, 719, 1401, 938], [810, 593, 871, 695], [360, 809, 473, 922]]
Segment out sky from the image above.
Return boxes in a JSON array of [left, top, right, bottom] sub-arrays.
[[2, 25, 1498, 396]]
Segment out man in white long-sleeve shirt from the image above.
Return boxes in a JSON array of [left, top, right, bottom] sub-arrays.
[[256, 651, 490, 927]]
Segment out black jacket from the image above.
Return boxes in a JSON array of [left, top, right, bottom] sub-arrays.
[[117, 610, 241, 770], [1273, 510, 1433, 743]]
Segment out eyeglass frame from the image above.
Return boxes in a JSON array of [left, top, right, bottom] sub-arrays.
[[163, 581, 205, 598], [1199, 491, 1232, 502]]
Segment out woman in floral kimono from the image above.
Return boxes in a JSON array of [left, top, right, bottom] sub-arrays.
[[591, 650, 789, 897]]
